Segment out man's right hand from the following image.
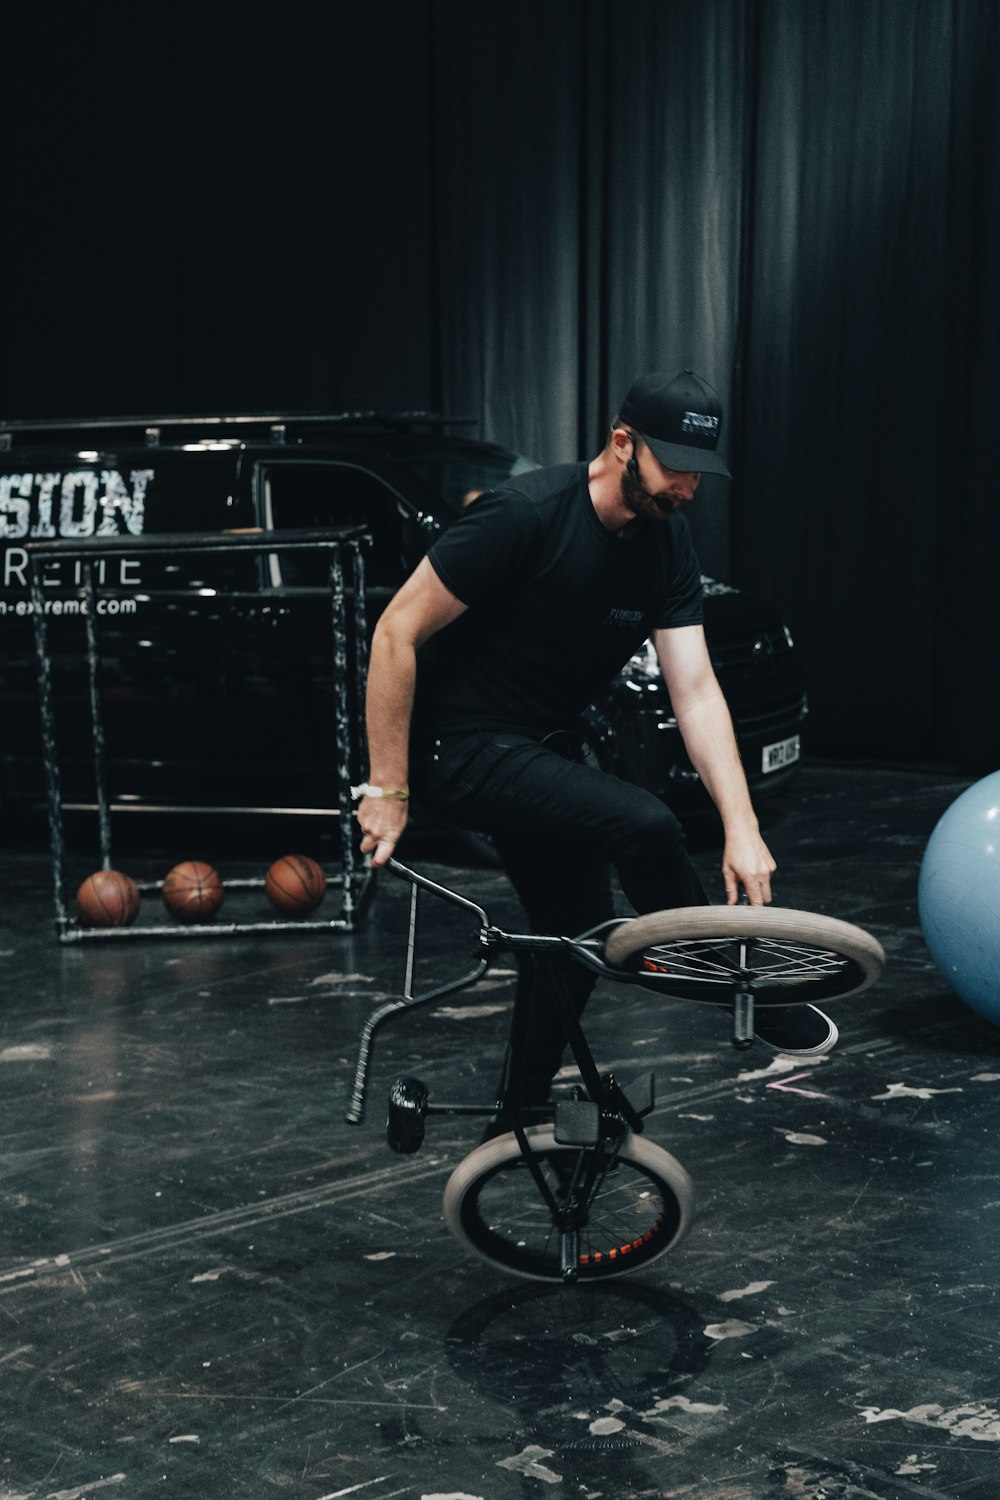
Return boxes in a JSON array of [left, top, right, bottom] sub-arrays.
[[357, 795, 409, 867], [357, 559, 467, 871]]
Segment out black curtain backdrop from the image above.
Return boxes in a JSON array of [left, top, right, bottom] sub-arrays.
[[3, 1, 997, 773], [736, 0, 1000, 773]]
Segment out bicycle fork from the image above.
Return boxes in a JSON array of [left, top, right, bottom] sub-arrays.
[[550, 1137, 625, 1282]]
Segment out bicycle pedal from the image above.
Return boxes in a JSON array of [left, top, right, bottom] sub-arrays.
[[386, 1076, 430, 1155], [554, 1099, 600, 1146]]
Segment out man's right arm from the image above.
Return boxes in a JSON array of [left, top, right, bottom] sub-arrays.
[[357, 556, 467, 866]]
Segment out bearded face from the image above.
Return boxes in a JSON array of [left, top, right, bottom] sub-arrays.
[[618, 436, 701, 521], [620, 465, 676, 521]]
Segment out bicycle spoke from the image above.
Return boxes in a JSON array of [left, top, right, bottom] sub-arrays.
[[640, 935, 854, 988], [604, 906, 884, 1009]]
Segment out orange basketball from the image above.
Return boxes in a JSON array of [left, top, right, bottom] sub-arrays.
[[76, 869, 141, 928], [162, 861, 224, 923], [264, 854, 327, 916]]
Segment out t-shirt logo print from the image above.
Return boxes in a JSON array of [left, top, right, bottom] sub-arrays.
[[604, 606, 644, 627]]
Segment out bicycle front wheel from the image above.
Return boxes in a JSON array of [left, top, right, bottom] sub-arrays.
[[442, 1126, 694, 1283], [603, 905, 885, 1007]]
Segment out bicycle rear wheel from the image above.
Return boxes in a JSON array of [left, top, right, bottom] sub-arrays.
[[443, 1126, 693, 1282], [603, 905, 885, 1007]]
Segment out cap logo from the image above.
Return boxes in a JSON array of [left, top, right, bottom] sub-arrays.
[[681, 410, 719, 437]]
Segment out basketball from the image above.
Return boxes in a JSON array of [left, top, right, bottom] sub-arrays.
[[76, 869, 141, 928], [162, 860, 224, 923], [264, 854, 327, 916]]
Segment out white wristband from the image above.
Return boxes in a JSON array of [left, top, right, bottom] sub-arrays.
[[350, 782, 410, 802]]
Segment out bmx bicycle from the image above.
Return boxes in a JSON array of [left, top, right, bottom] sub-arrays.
[[346, 859, 885, 1284]]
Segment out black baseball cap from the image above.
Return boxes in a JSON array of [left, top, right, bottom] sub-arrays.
[[618, 369, 731, 478]]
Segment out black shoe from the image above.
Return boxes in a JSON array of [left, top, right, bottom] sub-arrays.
[[752, 1004, 838, 1057]]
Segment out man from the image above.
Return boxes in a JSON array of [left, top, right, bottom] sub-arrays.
[[355, 369, 836, 1115]]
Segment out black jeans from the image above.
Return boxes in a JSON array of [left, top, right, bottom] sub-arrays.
[[411, 729, 707, 1106]]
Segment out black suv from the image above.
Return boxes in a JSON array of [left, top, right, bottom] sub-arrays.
[[0, 412, 806, 826]]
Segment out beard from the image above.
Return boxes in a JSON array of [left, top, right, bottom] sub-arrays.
[[620, 469, 672, 521]]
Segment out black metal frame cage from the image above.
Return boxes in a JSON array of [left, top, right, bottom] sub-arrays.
[[0, 409, 476, 450], [23, 526, 374, 942]]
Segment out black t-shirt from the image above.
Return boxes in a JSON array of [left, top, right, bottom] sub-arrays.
[[414, 461, 703, 739]]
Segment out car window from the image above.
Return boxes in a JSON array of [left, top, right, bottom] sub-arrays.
[[388, 447, 539, 518], [261, 463, 409, 590], [134, 455, 257, 591]]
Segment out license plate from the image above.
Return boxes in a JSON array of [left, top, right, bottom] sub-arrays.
[[762, 735, 800, 774]]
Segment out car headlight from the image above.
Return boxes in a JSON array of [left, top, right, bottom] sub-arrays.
[[618, 640, 660, 684]]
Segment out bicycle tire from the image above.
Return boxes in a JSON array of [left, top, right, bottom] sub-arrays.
[[603, 905, 885, 1007], [442, 1126, 693, 1282]]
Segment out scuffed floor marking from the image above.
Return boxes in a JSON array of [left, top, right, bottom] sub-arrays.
[[308, 972, 375, 988], [860, 1402, 1000, 1441], [704, 1319, 756, 1341], [0, 1044, 54, 1062], [645, 1395, 728, 1417], [422, 1493, 486, 1500], [497, 1446, 562, 1484], [896, 1455, 938, 1475], [873, 1083, 964, 1101], [720, 1280, 775, 1302], [46, 1477, 127, 1499], [737, 1054, 831, 1084], [432, 1004, 510, 1019], [766, 1070, 829, 1099], [315, 1480, 391, 1499], [588, 1416, 626, 1435]]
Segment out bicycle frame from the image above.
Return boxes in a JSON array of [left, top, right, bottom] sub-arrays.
[[345, 859, 662, 1281], [345, 857, 655, 1130]]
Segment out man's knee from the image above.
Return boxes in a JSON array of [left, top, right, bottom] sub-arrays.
[[616, 796, 687, 865]]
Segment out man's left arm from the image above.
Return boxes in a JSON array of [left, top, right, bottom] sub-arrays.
[[653, 624, 776, 906]]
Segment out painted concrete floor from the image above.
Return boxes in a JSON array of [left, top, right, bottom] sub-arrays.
[[1, 763, 998, 1499]]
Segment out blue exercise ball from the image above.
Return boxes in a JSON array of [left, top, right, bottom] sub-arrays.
[[918, 770, 1000, 1025]]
